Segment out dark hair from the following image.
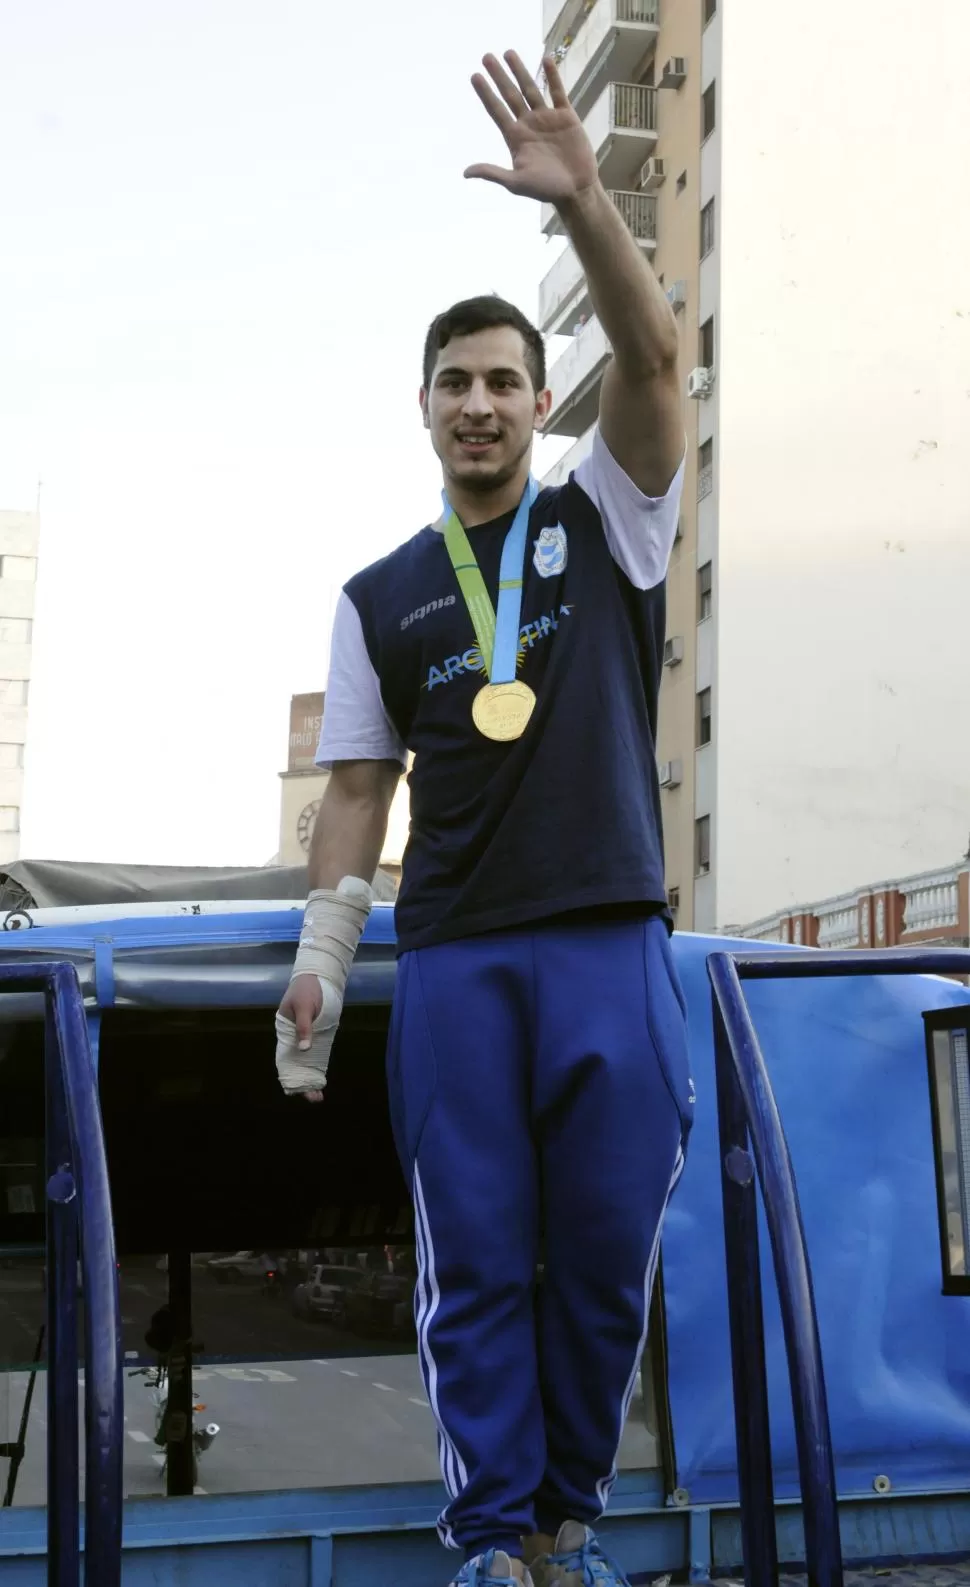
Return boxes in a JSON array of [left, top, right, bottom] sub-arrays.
[[422, 295, 547, 392]]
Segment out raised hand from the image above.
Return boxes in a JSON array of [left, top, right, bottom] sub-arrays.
[[465, 51, 600, 206]]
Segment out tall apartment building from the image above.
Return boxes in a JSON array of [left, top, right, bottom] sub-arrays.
[[0, 511, 39, 866], [538, 0, 970, 932]]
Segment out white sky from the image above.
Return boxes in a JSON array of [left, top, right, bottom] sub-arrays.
[[1, 0, 571, 867]]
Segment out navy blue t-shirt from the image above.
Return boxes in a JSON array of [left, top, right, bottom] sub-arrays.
[[318, 429, 684, 953]]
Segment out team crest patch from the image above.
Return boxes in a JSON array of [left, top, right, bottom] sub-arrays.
[[533, 523, 568, 578]]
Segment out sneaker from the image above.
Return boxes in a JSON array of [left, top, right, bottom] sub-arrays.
[[527, 1523, 631, 1587], [452, 1550, 534, 1587]]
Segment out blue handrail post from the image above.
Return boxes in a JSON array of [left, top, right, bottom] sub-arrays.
[[45, 992, 80, 1587], [0, 959, 123, 1585], [712, 996, 778, 1587], [52, 964, 124, 1585], [708, 952, 843, 1587]]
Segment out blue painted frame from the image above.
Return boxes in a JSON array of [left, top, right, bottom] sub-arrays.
[[7, 1474, 970, 1584], [707, 946, 970, 1587], [0, 961, 124, 1587]]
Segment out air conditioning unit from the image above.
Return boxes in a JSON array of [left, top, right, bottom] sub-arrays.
[[660, 56, 687, 88], [663, 636, 684, 668], [659, 758, 683, 789], [666, 279, 687, 310], [640, 156, 666, 193], [687, 365, 714, 400]]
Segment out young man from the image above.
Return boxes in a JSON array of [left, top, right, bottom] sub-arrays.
[[275, 50, 694, 1587]]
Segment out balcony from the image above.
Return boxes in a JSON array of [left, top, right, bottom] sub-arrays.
[[557, 0, 660, 120], [544, 0, 586, 48], [538, 191, 656, 334], [542, 83, 658, 236], [902, 871, 962, 934], [545, 316, 611, 439], [541, 427, 596, 489], [815, 898, 862, 950]]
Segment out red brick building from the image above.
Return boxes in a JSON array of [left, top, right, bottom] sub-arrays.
[[733, 861, 970, 951]]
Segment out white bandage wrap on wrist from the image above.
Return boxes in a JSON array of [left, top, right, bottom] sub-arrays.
[[275, 876, 372, 1095]]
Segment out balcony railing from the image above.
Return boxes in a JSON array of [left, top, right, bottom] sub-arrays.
[[548, 81, 659, 204], [743, 917, 789, 944], [734, 860, 969, 950], [816, 903, 860, 950], [903, 874, 961, 933], [539, 191, 656, 331], [610, 189, 657, 240], [557, 0, 660, 113], [612, 81, 657, 131]]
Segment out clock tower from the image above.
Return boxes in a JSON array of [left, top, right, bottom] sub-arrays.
[[277, 691, 410, 884]]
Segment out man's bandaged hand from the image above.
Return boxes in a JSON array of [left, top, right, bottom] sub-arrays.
[[275, 976, 345, 1096], [275, 877, 372, 1100]]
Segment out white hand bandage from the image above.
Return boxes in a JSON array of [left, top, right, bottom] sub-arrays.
[[275, 876, 372, 1095]]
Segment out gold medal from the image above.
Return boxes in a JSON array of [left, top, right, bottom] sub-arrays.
[[472, 681, 536, 742]]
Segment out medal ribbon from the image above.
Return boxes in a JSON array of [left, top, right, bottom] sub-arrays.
[[440, 478, 538, 685]]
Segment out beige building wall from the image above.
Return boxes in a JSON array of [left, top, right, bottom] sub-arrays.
[[0, 511, 40, 868]]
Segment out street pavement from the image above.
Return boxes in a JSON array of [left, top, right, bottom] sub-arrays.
[[1, 1260, 657, 1508]]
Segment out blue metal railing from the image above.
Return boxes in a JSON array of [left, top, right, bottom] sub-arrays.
[[707, 945, 970, 1587], [0, 961, 123, 1586]]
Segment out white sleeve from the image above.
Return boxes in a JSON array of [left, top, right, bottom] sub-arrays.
[[574, 427, 686, 591], [316, 591, 407, 769]]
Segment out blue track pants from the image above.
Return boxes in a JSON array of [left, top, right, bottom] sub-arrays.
[[386, 915, 693, 1558]]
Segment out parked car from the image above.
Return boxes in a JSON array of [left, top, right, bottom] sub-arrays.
[[206, 1251, 284, 1286], [341, 1270, 414, 1339], [291, 1264, 368, 1324]]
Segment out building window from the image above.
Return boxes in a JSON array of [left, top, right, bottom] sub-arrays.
[[704, 0, 716, 22], [702, 82, 716, 140], [0, 618, 31, 646], [698, 437, 714, 500], [0, 806, 20, 833], [696, 686, 712, 746], [0, 556, 37, 582], [695, 815, 711, 876], [701, 199, 717, 258], [0, 680, 28, 706], [698, 564, 713, 623], [668, 886, 681, 915], [676, 170, 687, 195], [0, 744, 23, 769], [699, 314, 715, 370]]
